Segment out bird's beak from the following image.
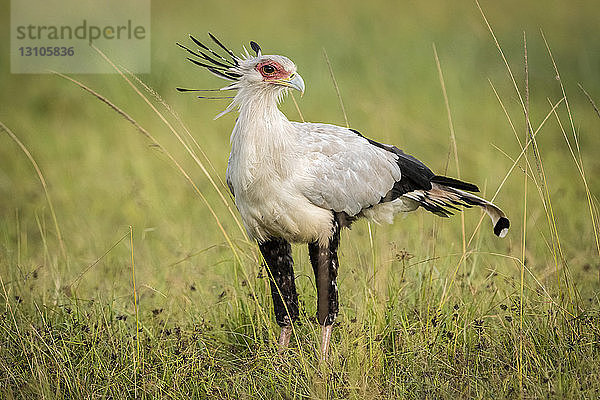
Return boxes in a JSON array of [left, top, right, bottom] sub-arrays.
[[285, 73, 305, 96]]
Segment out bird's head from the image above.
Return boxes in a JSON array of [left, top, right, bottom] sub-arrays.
[[236, 54, 304, 95], [177, 34, 304, 117]]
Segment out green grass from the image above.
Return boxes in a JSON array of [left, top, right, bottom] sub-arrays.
[[1, 0, 600, 398]]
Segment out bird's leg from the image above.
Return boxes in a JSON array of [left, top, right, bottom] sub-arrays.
[[308, 215, 341, 361], [278, 325, 293, 351], [320, 324, 333, 360], [259, 238, 299, 354]]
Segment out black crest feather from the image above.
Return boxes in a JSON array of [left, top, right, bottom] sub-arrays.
[[208, 32, 239, 66], [178, 33, 243, 83], [189, 35, 236, 67], [250, 41, 261, 56]]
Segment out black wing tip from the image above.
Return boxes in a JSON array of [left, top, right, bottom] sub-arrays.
[[494, 217, 510, 238], [431, 176, 480, 193]]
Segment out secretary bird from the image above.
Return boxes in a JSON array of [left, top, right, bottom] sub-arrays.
[[177, 34, 510, 360]]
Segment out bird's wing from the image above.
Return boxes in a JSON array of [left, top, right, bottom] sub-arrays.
[[293, 122, 433, 216]]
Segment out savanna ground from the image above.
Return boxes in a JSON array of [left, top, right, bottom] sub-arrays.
[[1, 1, 599, 398]]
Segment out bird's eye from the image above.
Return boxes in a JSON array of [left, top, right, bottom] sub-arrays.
[[262, 64, 276, 74]]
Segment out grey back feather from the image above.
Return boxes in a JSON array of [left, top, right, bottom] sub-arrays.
[[293, 122, 402, 216]]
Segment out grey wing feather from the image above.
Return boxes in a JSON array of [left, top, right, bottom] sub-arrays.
[[294, 122, 402, 216]]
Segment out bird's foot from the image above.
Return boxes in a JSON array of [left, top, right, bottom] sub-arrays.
[[320, 324, 333, 362], [278, 325, 293, 354]]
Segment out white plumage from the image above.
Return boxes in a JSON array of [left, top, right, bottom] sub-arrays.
[[228, 117, 408, 245], [178, 34, 510, 358]]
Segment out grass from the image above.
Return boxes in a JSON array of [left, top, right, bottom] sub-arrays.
[[1, 0, 600, 398]]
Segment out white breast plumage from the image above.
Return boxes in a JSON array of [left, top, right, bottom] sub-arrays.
[[226, 106, 334, 245]]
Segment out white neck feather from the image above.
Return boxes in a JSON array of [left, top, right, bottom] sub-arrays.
[[229, 86, 296, 179], [231, 87, 293, 146]]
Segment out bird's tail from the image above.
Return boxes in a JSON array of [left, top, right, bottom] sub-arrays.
[[403, 176, 510, 238]]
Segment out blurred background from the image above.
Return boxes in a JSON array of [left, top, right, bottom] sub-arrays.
[[1, 0, 599, 396], [1, 0, 599, 330]]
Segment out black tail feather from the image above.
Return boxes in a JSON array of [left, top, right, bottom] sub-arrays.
[[494, 217, 510, 237], [403, 185, 509, 238], [430, 176, 479, 192]]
